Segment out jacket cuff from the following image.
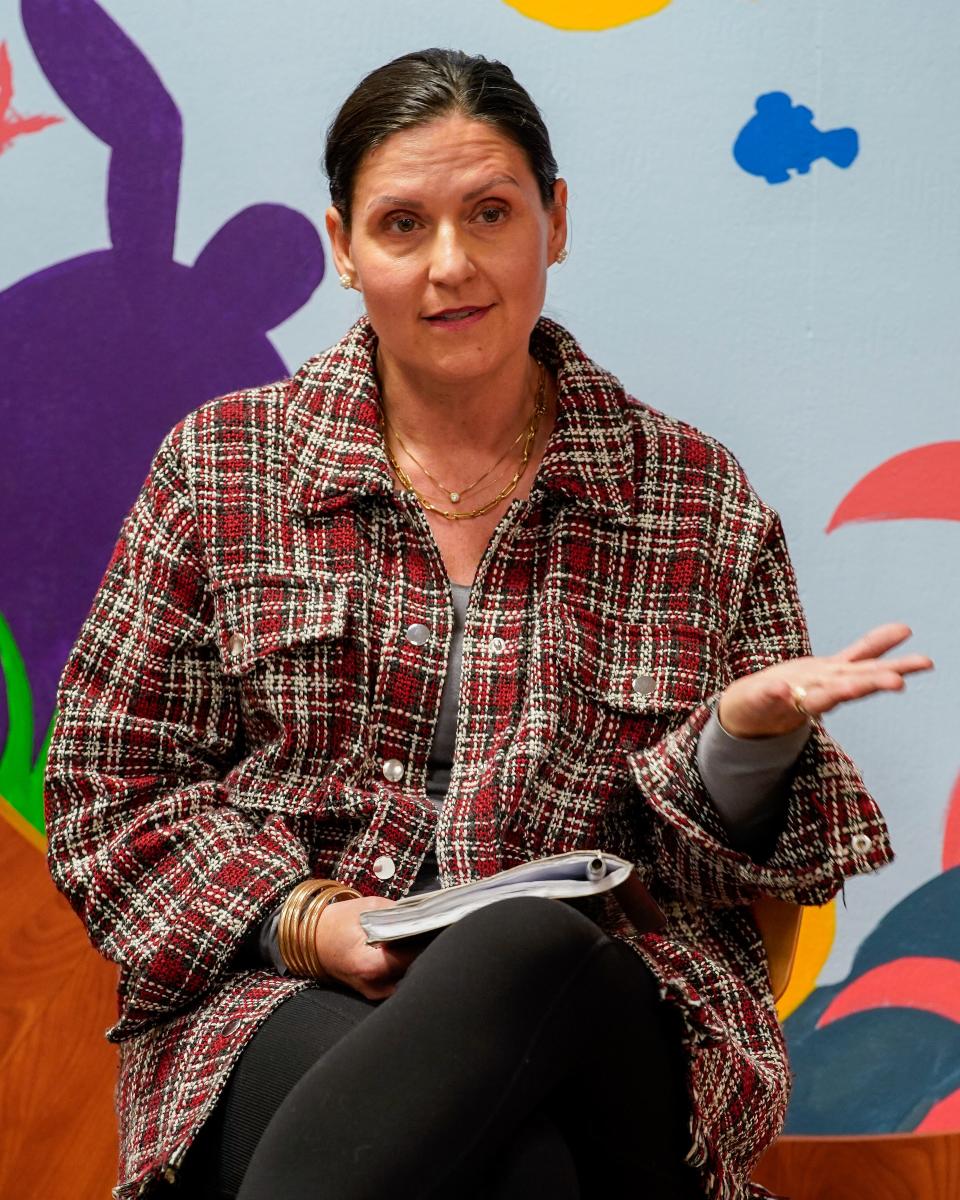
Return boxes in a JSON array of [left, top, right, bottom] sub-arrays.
[[105, 816, 308, 1042], [627, 701, 893, 908]]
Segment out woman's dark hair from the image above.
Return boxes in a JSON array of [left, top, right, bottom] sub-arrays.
[[324, 49, 559, 227]]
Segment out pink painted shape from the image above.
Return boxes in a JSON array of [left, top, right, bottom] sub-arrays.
[[826, 442, 960, 532], [917, 1087, 960, 1134], [944, 772, 960, 872], [817, 957, 960, 1029]]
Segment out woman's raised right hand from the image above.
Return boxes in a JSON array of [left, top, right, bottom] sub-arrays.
[[310, 895, 421, 1000]]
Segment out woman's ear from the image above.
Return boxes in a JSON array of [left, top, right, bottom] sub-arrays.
[[548, 179, 568, 262], [325, 206, 356, 285]]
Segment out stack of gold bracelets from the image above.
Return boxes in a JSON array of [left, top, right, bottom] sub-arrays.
[[277, 878, 361, 977]]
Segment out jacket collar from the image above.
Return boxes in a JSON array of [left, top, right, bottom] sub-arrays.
[[286, 316, 635, 523]]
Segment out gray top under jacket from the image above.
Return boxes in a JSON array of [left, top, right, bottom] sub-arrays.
[[258, 583, 811, 973]]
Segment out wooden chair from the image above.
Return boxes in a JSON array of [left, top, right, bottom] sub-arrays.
[[752, 894, 804, 1002], [0, 804, 119, 1200]]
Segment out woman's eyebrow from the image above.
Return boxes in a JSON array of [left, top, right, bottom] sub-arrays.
[[366, 175, 520, 213], [367, 194, 424, 212], [462, 174, 520, 200]]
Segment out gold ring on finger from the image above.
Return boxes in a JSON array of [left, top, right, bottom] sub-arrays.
[[790, 684, 812, 718]]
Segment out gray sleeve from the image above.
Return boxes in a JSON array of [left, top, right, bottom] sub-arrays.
[[695, 709, 813, 854]]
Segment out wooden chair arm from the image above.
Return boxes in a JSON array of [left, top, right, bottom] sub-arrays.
[[752, 895, 804, 1002]]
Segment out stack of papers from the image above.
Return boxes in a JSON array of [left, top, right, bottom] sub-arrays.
[[359, 850, 665, 942]]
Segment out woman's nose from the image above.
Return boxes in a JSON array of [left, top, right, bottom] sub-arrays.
[[427, 223, 476, 287]]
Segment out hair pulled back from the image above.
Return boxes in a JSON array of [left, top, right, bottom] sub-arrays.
[[324, 49, 559, 227]]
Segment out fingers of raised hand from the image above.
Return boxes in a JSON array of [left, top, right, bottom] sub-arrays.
[[792, 658, 930, 716], [722, 642, 933, 737], [832, 622, 914, 663]]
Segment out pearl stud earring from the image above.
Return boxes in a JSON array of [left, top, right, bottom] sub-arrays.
[[555, 247, 568, 265], [339, 273, 353, 289]]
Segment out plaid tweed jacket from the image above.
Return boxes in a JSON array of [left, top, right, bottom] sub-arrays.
[[44, 316, 893, 1200]]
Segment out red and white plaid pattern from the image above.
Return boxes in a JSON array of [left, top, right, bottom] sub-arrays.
[[44, 316, 892, 1199]]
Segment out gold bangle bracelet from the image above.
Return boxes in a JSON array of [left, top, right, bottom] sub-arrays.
[[276, 884, 303, 973], [278, 880, 331, 975], [299, 885, 361, 976], [277, 879, 359, 977], [298, 887, 341, 974], [283, 882, 333, 976]]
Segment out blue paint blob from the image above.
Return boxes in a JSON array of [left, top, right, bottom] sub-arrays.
[[733, 92, 859, 184], [784, 1009, 960, 1134], [781, 867, 960, 1133]]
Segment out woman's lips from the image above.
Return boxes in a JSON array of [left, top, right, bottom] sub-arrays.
[[423, 305, 492, 328]]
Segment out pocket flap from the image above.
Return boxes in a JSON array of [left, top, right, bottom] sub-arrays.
[[561, 610, 722, 713], [210, 574, 347, 676]]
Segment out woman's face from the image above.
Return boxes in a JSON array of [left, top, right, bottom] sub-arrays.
[[326, 113, 567, 389]]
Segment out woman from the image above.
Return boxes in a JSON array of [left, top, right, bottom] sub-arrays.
[[44, 49, 931, 1200]]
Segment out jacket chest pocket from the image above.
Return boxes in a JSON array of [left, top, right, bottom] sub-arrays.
[[557, 609, 725, 749], [210, 574, 356, 765], [507, 611, 725, 852], [211, 575, 348, 676]]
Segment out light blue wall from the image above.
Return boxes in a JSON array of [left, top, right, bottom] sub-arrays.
[[3, 0, 957, 991]]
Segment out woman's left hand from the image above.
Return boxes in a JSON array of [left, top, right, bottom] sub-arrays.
[[717, 622, 934, 739]]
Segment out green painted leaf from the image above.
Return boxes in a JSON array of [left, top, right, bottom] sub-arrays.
[[0, 609, 51, 837]]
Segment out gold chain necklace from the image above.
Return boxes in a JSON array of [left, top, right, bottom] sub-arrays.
[[383, 412, 528, 504], [378, 361, 547, 522]]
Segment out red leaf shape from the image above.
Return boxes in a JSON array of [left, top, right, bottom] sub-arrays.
[[0, 40, 63, 156], [917, 1087, 960, 1133], [827, 442, 960, 532], [817, 957, 960, 1028], [944, 772, 960, 872]]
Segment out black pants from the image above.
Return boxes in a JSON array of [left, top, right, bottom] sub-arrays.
[[174, 898, 702, 1199]]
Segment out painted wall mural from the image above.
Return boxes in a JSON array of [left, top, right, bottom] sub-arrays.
[[734, 92, 860, 185], [0, 38, 61, 153], [782, 444, 960, 1132], [2, 0, 957, 1149], [502, 0, 672, 30], [0, 0, 325, 843]]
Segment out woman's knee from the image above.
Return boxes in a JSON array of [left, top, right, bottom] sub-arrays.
[[408, 897, 608, 994]]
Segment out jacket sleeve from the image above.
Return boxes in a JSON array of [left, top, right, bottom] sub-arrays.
[[43, 426, 310, 1043], [625, 510, 894, 909]]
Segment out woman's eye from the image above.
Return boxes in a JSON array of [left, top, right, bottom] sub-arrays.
[[476, 206, 507, 225], [388, 215, 419, 234]]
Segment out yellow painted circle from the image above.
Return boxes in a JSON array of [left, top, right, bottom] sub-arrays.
[[502, 0, 673, 31]]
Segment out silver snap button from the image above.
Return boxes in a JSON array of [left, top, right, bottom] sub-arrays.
[[373, 854, 396, 880], [405, 623, 430, 646], [227, 633, 246, 657], [631, 674, 655, 696], [850, 833, 873, 855], [382, 758, 405, 783], [491, 636, 506, 654]]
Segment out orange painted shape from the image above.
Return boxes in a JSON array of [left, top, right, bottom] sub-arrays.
[[917, 1088, 960, 1134], [943, 772, 960, 872], [827, 441, 960, 532], [818, 956, 960, 1029]]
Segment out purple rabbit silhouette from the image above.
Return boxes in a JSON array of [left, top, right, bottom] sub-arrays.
[[1, 0, 325, 759]]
